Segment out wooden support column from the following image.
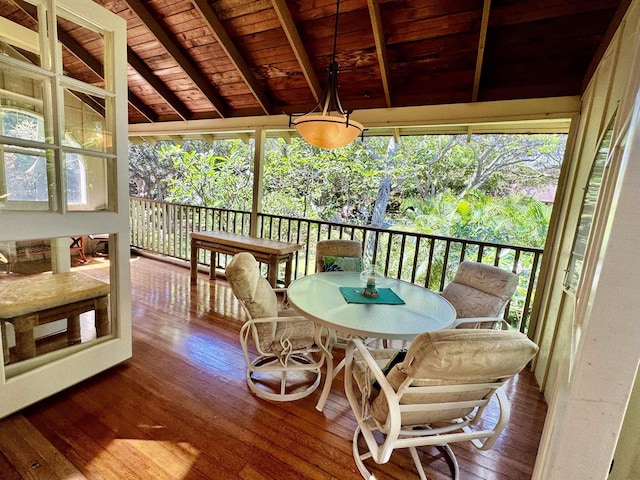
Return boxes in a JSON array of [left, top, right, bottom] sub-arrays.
[[250, 128, 266, 237]]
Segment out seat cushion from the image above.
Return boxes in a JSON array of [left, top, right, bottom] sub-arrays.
[[268, 318, 317, 355], [370, 329, 539, 425]]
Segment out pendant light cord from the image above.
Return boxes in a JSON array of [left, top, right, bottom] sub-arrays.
[[332, 0, 340, 62]]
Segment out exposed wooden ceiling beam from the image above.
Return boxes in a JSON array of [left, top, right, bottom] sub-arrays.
[[191, 0, 272, 115], [128, 94, 159, 122], [12, 0, 157, 122], [124, 0, 230, 118], [127, 47, 191, 121], [367, 0, 392, 107], [472, 0, 491, 102], [271, 0, 323, 104]]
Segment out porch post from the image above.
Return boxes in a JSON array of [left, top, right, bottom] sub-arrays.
[[250, 128, 266, 237]]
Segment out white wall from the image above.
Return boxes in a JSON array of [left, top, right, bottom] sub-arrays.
[[532, 1, 640, 477]]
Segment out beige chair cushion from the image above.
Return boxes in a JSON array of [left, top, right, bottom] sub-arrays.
[[441, 261, 518, 318], [316, 239, 362, 272], [370, 329, 538, 425], [225, 252, 278, 344], [269, 319, 316, 354]]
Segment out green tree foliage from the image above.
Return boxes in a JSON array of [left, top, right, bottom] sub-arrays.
[[162, 140, 253, 209], [263, 138, 384, 222], [401, 190, 552, 248], [128, 133, 564, 248], [128, 141, 175, 199]]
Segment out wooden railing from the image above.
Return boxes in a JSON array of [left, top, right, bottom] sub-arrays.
[[130, 197, 543, 334]]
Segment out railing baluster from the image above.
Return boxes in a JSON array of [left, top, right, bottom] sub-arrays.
[[440, 240, 452, 291]]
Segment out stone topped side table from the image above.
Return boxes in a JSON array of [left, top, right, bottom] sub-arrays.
[[0, 271, 110, 364]]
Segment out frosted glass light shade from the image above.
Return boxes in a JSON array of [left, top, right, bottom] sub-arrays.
[[293, 114, 364, 149]]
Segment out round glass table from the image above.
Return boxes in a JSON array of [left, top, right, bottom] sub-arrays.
[[287, 272, 456, 411]]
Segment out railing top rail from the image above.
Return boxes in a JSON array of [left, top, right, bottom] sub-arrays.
[[131, 197, 543, 255]]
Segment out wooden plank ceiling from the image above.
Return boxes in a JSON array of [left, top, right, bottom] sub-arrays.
[[0, 0, 631, 125]]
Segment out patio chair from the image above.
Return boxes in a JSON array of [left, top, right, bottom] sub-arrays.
[[441, 261, 519, 329], [225, 252, 334, 402], [315, 239, 363, 273], [344, 329, 539, 479], [315, 239, 371, 350]]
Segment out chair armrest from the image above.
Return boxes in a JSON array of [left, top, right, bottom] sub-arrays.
[[453, 316, 508, 329], [345, 339, 401, 403]]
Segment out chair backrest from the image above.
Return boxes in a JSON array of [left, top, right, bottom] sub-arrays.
[[370, 329, 538, 426], [440, 261, 518, 318], [315, 239, 363, 272], [225, 252, 278, 344]]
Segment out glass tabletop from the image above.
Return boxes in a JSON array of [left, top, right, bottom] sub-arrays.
[[287, 272, 456, 340]]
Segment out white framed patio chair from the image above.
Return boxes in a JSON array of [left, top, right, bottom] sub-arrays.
[[315, 239, 363, 273], [225, 252, 334, 402], [441, 261, 519, 329], [344, 329, 539, 479], [315, 238, 380, 352]]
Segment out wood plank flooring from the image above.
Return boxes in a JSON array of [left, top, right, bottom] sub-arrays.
[[0, 255, 547, 479]]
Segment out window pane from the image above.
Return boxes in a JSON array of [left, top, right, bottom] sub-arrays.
[[63, 88, 110, 153], [0, 23, 41, 67], [564, 119, 614, 290], [0, 72, 46, 142], [0, 144, 54, 211], [65, 152, 86, 206], [73, 153, 112, 211]]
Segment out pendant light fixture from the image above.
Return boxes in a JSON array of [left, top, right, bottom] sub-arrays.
[[289, 0, 364, 149]]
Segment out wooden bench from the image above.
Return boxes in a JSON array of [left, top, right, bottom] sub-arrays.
[[190, 231, 301, 288], [0, 272, 110, 364]]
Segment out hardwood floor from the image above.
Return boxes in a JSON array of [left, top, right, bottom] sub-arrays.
[[0, 255, 547, 479]]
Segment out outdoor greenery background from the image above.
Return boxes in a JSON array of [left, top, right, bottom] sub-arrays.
[[129, 134, 565, 249]]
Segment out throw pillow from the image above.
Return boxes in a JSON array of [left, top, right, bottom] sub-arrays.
[[322, 255, 363, 272]]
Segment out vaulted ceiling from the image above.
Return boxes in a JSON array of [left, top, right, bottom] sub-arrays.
[[1, 0, 632, 127]]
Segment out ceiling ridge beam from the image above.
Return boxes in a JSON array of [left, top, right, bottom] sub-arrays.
[[271, 0, 323, 104], [124, 0, 230, 118], [472, 0, 491, 102], [367, 0, 392, 107], [127, 47, 191, 121], [191, 0, 273, 115]]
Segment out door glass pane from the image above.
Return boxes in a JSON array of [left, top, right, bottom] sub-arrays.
[[0, 235, 113, 378], [63, 88, 110, 153], [70, 153, 111, 211], [564, 117, 615, 290], [57, 13, 105, 88], [0, 70, 46, 142], [0, 144, 55, 211]]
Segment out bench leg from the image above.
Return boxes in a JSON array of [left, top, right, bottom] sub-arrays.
[[95, 296, 110, 337], [1, 320, 9, 364], [12, 314, 38, 361], [267, 256, 278, 288], [67, 314, 81, 344], [190, 238, 198, 285], [284, 256, 293, 287], [209, 252, 217, 280]]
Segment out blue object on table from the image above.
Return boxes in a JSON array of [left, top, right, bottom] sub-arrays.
[[339, 286, 405, 305]]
